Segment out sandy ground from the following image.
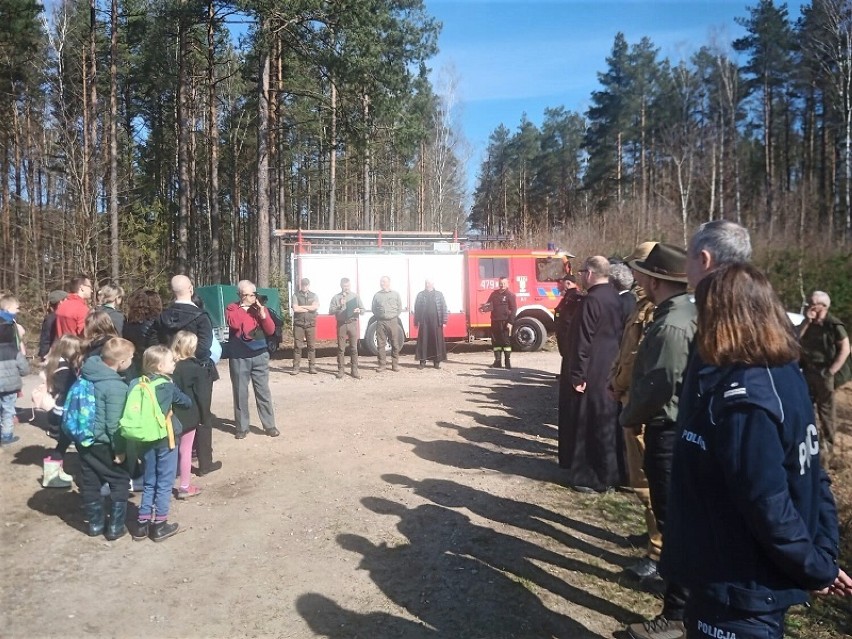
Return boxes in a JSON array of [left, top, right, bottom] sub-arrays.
[[1, 342, 848, 639]]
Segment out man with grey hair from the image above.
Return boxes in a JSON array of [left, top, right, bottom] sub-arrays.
[[225, 279, 279, 438], [609, 261, 635, 327], [798, 290, 851, 463], [558, 255, 623, 493], [413, 279, 448, 369], [686, 219, 752, 288]]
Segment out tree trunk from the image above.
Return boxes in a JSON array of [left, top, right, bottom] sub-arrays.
[[176, 3, 189, 272], [717, 114, 724, 220], [1, 134, 9, 289], [362, 93, 371, 230], [109, 0, 119, 279], [207, 0, 221, 282], [708, 139, 716, 221], [257, 38, 271, 286], [764, 80, 774, 240], [88, 0, 97, 229], [328, 80, 337, 229]]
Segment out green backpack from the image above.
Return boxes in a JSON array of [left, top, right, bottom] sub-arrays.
[[119, 376, 175, 448]]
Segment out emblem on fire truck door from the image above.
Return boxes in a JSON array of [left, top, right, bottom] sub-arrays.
[[516, 275, 529, 298]]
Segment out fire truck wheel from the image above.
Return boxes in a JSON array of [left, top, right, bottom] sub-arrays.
[[363, 321, 391, 357], [512, 317, 546, 352], [363, 322, 379, 356]]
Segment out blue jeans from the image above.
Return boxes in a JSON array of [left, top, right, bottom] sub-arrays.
[[139, 441, 178, 521], [0, 391, 17, 439]]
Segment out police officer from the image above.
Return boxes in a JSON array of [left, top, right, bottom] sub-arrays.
[[291, 277, 319, 375], [481, 277, 517, 369], [661, 264, 851, 639]]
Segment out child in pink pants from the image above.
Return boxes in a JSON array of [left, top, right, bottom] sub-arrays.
[[171, 331, 204, 499]]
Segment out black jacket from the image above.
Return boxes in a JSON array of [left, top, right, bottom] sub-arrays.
[[154, 303, 214, 363], [484, 289, 516, 323], [38, 312, 57, 359], [661, 359, 839, 612], [172, 358, 204, 431], [123, 319, 158, 378]]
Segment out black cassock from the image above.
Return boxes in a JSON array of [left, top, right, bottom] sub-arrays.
[[557, 282, 623, 491], [414, 289, 448, 363]]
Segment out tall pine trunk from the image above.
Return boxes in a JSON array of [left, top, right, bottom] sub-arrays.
[[362, 93, 371, 230], [329, 81, 337, 228], [109, 0, 119, 279], [257, 34, 271, 286], [207, 0, 221, 282], [177, 3, 190, 271]]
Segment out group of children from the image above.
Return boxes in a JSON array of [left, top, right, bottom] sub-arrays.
[[1, 292, 211, 543]]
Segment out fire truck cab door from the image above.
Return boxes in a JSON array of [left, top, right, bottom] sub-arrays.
[[472, 255, 511, 323]]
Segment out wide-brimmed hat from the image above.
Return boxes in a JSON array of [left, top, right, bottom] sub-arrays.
[[48, 290, 67, 305], [624, 241, 658, 265], [631, 243, 688, 283]]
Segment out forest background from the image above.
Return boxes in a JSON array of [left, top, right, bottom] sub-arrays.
[[0, 0, 851, 324]]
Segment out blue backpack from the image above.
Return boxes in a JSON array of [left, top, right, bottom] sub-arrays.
[[61, 378, 97, 447]]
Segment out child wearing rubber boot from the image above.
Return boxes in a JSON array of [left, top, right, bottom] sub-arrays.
[[77, 338, 134, 540], [131, 345, 191, 542], [39, 334, 84, 487]]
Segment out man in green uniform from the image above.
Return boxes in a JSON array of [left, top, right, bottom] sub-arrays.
[[329, 278, 366, 379], [371, 276, 405, 372], [799, 290, 851, 463], [292, 277, 319, 375], [621, 243, 696, 639]]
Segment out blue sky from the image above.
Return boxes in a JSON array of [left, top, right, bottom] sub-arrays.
[[425, 0, 808, 193]]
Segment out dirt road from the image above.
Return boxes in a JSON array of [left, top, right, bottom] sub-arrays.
[[0, 344, 741, 637]]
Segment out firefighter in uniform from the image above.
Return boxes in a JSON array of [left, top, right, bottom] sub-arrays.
[[481, 277, 517, 369]]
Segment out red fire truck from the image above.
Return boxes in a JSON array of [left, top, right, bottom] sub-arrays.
[[274, 229, 573, 355]]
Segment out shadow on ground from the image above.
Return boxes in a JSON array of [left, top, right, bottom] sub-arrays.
[[298, 357, 648, 638]]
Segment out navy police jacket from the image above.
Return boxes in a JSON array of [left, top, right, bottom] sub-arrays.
[[661, 358, 839, 612]]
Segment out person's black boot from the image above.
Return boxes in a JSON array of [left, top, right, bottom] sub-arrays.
[[83, 499, 105, 537], [504, 352, 512, 369], [150, 519, 179, 542], [196, 460, 222, 476], [105, 500, 128, 540], [490, 352, 503, 368], [132, 520, 150, 541]]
